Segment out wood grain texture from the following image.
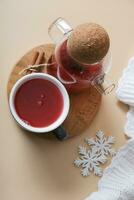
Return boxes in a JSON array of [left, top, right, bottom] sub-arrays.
[[7, 44, 102, 138]]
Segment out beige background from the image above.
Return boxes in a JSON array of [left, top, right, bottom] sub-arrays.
[[1, 0, 134, 199]]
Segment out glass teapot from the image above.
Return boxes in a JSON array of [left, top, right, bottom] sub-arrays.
[[47, 17, 115, 94]]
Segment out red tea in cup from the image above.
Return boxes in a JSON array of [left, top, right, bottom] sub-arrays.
[[9, 73, 69, 133], [14, 78, 63, 128]]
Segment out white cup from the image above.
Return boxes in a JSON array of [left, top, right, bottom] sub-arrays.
[[9, 73, 70, 136]]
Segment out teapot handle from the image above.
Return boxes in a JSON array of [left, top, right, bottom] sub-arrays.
[[92, 73, 115, 95], [48, 17, 73, 44]]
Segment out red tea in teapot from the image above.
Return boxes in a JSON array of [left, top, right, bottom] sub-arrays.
[[48, 40, 102, 92]]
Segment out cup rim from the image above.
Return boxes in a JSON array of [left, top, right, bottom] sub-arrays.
[[9, 73, 70, 133]]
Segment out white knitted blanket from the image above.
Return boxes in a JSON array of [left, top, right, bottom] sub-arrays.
[[85, 58, 134, 200], [116, 57, 134, 138], [85, 139, 134, 200]]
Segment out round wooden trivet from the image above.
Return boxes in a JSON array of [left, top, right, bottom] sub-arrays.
[[7, 44, 102, 138]]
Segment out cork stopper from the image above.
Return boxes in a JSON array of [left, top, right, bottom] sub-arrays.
[[67, 23, 110, 64]]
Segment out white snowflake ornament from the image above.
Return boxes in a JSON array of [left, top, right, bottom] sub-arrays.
[[85, 130, 116, 157], [74, 146, 107, 177], [74, 130, 116, 177]]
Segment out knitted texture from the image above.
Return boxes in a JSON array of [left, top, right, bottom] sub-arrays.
[[116, 57, 134, 137], [85, 139, 134, 200]]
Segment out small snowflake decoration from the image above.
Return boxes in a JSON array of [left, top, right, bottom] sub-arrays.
[[74, 130, 116, 177], [85, 130, 116, 157], [74, 146, 107, 177]]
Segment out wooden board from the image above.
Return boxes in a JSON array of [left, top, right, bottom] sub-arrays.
[[7, 44, 102, 138]]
